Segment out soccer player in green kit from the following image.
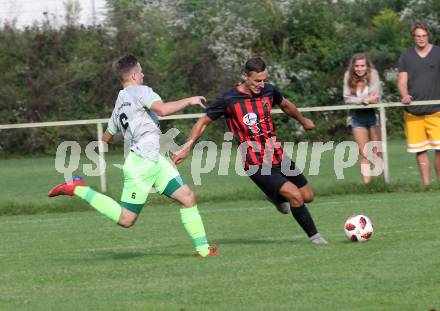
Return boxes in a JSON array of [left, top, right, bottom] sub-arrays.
[[48, 54, 218, 257]]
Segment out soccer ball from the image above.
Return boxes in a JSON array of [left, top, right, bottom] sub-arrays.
[[344, 215, 373, 242]]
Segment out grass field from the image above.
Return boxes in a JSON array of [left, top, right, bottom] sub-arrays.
[[0, 139, 438, 215], [0, 193, 439, 310], [1, 139, 440, 310]]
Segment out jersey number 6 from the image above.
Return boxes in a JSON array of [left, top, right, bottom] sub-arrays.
[[119, 113, 129, 130]]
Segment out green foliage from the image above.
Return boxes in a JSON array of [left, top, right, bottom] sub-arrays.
[[400, 0, 440, 44], [369, 9, 408, 69]]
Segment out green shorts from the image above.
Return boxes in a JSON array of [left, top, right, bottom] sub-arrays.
[[120, 152, 185, 214]]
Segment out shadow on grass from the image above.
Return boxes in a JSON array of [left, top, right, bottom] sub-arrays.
[[214, 237, 303, 245], [215, 237, 362, 246], [72, 250, 192, 261], [97, 251, 149, 260]]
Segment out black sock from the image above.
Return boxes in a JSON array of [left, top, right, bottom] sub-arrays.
[[290, 204, 318, 237]]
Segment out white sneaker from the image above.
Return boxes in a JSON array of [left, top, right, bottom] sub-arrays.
[[266, 196, 290, 214], [310, 233, 328, 245], [275, 202, 290, 214]]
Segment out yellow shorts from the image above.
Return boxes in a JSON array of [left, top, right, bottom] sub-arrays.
[[404, 112, 440, 153]]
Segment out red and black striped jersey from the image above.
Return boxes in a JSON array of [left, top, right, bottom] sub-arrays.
[[207, 83, 284, 168]]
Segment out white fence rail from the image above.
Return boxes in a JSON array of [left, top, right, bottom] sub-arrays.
[[1, 100, 439, 191]]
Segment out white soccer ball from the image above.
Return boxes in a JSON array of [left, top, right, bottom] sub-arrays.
[[344, 215, 373, 242]]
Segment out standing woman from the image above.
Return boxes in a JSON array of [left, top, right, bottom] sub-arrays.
[[343, 53, 382, 183]]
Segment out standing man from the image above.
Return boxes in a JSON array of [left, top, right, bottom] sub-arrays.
[[174, 56, 328, 245], [48, 54, 218, 257], [398, 21, 440, 185]]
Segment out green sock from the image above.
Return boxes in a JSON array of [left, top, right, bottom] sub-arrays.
[[74, 186, 122, 223], [180, 205, 210, 256]]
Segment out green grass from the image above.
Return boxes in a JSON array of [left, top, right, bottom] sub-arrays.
[[0, 139, 438, 215], [1, 139, 440, 309], [0, 192, 439, 310]]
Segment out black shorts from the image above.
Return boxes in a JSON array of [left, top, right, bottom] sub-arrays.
[[247, 160, 308, 203]]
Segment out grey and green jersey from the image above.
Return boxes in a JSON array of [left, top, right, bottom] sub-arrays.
[[107, 85, 162, 161]]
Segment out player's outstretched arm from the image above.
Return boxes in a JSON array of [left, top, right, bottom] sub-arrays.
[[173, 115, 213, 164], [150, 96, 206, 116], [279, 98, 315, 130], [101, 130, 113, 144]]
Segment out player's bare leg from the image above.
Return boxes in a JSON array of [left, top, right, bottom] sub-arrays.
[[118, 208, 138, 228]]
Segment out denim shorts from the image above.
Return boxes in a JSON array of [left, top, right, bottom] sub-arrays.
[[350, 109, 379, 129]]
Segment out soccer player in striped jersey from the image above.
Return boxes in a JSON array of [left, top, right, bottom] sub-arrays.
[[174, 56, 327, 244], [48, 54, 218, 257]]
